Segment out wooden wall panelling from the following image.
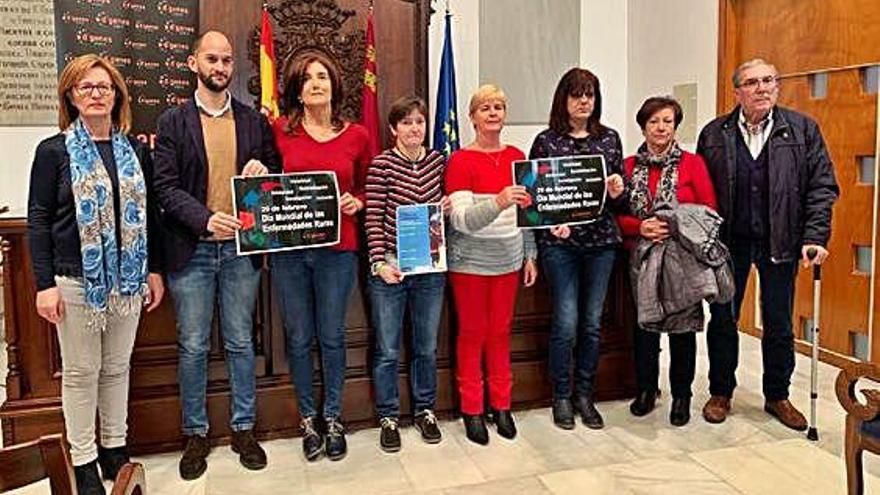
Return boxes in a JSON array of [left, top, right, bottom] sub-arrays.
[[733, 0, 880, 77], [872, 92, 880, 362], [778, 72, 877, 356], [716, 0, 739, 114], [716, 0, 880, 365], [717, 0, 880, 113]]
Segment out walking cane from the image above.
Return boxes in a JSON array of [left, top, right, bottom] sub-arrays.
[[806, 247, 820, 442]]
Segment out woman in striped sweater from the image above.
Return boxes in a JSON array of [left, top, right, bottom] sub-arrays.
[[446, 85, 538, 445], [365, 96, 450, 453]]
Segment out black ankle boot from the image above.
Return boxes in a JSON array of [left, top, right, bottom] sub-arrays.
[[231, 429, 267, 470], [489, 409, 517, 439], [573, 396, 604, 429], [74, 460, 106, 495], [552, 398, 575, 430], [670, 397, 691, 427], [462, 414, 489, 445], [97, 445, 129, 481], [630, 389, 660, 417]]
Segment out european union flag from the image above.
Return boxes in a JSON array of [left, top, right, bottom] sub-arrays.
[[433, 11, 460, 157]]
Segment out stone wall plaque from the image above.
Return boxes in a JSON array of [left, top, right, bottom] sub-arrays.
[[0, 0, 58, 126]]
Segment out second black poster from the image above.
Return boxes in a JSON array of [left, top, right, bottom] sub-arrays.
[[512, 154, 607, 228]]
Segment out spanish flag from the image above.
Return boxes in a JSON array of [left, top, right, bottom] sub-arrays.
[[361, 9, 381, 157], [260, 7, 280, 121]]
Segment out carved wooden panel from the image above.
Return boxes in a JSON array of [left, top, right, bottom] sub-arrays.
[[247, 0, 366, 122], [241, 0, 430, 150]]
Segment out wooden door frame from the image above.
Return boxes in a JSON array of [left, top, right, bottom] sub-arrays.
[[717, 0, 739, 114]]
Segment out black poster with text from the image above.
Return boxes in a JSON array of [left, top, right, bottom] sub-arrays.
[[232, 173, 341, 255], [54, 0, 199, 147], [513, 155, 608, 228]]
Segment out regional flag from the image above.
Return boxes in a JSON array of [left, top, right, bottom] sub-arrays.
[[361, 9, 381, 157]]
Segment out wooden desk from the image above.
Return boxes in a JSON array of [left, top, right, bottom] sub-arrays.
[[0, 215, 635, 453]]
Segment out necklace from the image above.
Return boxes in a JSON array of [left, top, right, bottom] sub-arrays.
[[479, 149, 503, 167], [469, 145, 505, 167]]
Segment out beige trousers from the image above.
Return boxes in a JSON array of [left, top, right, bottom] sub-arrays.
[[55, 276, 141, 466]]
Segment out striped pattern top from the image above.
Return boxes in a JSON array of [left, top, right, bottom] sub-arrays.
[[365, 148, 446, 265]]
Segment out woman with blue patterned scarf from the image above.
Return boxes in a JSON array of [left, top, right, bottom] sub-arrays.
[[27, 54, 164, 495]]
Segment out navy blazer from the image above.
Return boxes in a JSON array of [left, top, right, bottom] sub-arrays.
[[153, 97, 281, 272]]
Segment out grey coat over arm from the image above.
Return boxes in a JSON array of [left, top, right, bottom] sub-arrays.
[[631, 204, 735, 333]]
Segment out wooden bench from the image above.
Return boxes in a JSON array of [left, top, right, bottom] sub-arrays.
[[0, 434, 146, 494]]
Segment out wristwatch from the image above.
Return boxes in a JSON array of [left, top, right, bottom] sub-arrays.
[[371, 261, 386, 276]]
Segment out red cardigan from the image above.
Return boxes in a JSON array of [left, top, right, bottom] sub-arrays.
[[272, 119, 372, 251], [617, 150, 717, 250]]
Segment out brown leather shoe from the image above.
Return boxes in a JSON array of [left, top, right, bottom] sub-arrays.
[[702, 395, 731, 424], [764, 399, 807, 431]]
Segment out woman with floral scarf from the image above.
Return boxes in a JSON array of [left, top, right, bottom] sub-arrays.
[[27, 54, 163, 495], [618, 96, 717, 427]]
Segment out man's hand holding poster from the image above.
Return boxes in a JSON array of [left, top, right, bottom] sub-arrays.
[[232, 172, 340, 255]]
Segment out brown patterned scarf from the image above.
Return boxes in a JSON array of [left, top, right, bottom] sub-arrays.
[[628, 141, 682, 219]]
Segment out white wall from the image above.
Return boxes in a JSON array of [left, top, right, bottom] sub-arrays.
[[625, 0, 718, 153], [581, 0, 628, 140], [428, 0, 628, 155], [0, 1, 718, 212], [0, 126, 55, 213]]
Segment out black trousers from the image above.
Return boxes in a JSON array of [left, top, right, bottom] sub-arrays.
[[633, 327, 697, 399], [706, 241, 798, 401]]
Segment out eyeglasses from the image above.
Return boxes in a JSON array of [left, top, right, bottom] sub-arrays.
[[72, 83, 115, 97], [569, 91, 595, 99], [737, 75, 778, 91]]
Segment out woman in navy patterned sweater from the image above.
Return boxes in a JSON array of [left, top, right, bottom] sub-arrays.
[[528, 68, 626, 431]]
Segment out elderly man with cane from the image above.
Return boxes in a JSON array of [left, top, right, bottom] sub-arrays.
[[696, 58, 839, 430]]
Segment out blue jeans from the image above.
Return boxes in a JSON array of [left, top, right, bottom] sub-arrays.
[[708, 240, 798, 400], [272, 249, 356, 418], [369, 273, 445, 418], [167, 241, 261, 436], [541, 244, 617, 399]]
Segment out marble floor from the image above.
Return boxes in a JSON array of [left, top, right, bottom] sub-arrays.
[[5, 332, 880, 494]]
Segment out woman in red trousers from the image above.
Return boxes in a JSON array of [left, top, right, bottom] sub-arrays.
[[446, 84, 537, 445]]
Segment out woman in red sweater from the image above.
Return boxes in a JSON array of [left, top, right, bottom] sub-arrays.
[[446, 84, 538, 445], [271, 52, 372, 462], [618, 97, 717, 427]]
